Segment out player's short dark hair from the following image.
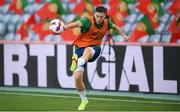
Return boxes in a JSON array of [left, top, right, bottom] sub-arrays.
[[95, 6, 107, 14]]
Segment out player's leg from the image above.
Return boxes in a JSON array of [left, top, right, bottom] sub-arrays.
[[73, 47, 94, 110], [76, 47, 94, 68], [70, 46, 101, 110], [73, 46, 101, 92], [73, 70, 88, 111], [70, 47, 93, 72], [74, 70, 85, 91]]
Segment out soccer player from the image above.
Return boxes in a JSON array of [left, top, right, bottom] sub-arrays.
[[56, 6, 128, 110]]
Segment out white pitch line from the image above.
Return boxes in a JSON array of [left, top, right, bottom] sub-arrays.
[[0, 92, 180, 105]]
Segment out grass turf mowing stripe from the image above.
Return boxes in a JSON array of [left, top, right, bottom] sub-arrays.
[[1, 87, 180, 101], [0, 91, 180, 105]]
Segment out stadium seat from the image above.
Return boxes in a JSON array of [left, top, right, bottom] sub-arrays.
[[0, 22, 5, 36], [24, 5, 34, 14], [7, 22, 16, 33], [161, 33, 171, 43], [32, 3, 43, 12], [28, 31, 39, 41], [44, 35, 54, 41], [27, 0, 35, 4], [68, 3, 77, 13], [138, 35, 149, 43], [0, 15, 3, 22], [14, 34, 21, 41], [157, 23, 166, 33], [177, 39, 180, 44], [2, 14, 12, 24], [113, 35, 127, 42], [6, 0, 12, 4], [164, 1, 172, 10], [4, 33, 15, 40], [0, 5, 9, 14], [148, 34, 161, 43], [0, 0, 176, 43], [123, 23, 135, 34], [44, 34, 62, 42], [160, 13, 171, 23], [136, 13, 144, 21], [125, 13, 138, 23], [62, 14, 76, 23], [11, 15, 20, 24]]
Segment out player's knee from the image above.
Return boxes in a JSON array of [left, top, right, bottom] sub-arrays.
[[74, 67, 84, 81], [83, 47, 93, 59], [75, 66, 84, 72], [74, 73, 82, 81], [85, 47, 92, 53]]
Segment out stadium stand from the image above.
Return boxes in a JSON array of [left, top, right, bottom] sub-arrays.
[[0, 0, 179, 43]]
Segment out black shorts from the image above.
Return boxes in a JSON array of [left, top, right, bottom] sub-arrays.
[[74, 45, 101, 62]]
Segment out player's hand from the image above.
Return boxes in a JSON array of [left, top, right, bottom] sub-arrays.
[[59, 21, 65, 33], [123, 35, 129, 42]]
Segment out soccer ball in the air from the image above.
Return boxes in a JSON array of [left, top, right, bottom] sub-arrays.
[[49, 19, 64, 34]]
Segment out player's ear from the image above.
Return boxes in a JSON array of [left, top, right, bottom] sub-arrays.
[[106, 15, 109, 19], [112, 23, 116, 29]]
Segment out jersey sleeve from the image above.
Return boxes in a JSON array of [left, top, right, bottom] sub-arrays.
[[107, 19, 114, 30], [79, 17, 91, 33]]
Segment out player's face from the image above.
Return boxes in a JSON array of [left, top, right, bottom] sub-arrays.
[[94, 12, 106, 25]]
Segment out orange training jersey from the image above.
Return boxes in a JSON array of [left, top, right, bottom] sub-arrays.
[[73, 17, 108, 47]]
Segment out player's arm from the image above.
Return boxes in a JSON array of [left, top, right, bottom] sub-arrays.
[[54, 17, 90, 33], [113, 24, 129, 41], [64, 21, 82, 30], [53, 20, 82, 33]]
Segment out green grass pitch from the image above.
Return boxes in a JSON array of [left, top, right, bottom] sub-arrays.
[[0, 88, 180, 111]]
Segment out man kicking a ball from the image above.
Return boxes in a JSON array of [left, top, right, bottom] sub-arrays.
[[53, 6, 128, 110]]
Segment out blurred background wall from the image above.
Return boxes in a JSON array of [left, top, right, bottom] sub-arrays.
[[0, 0, 179, 43]]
